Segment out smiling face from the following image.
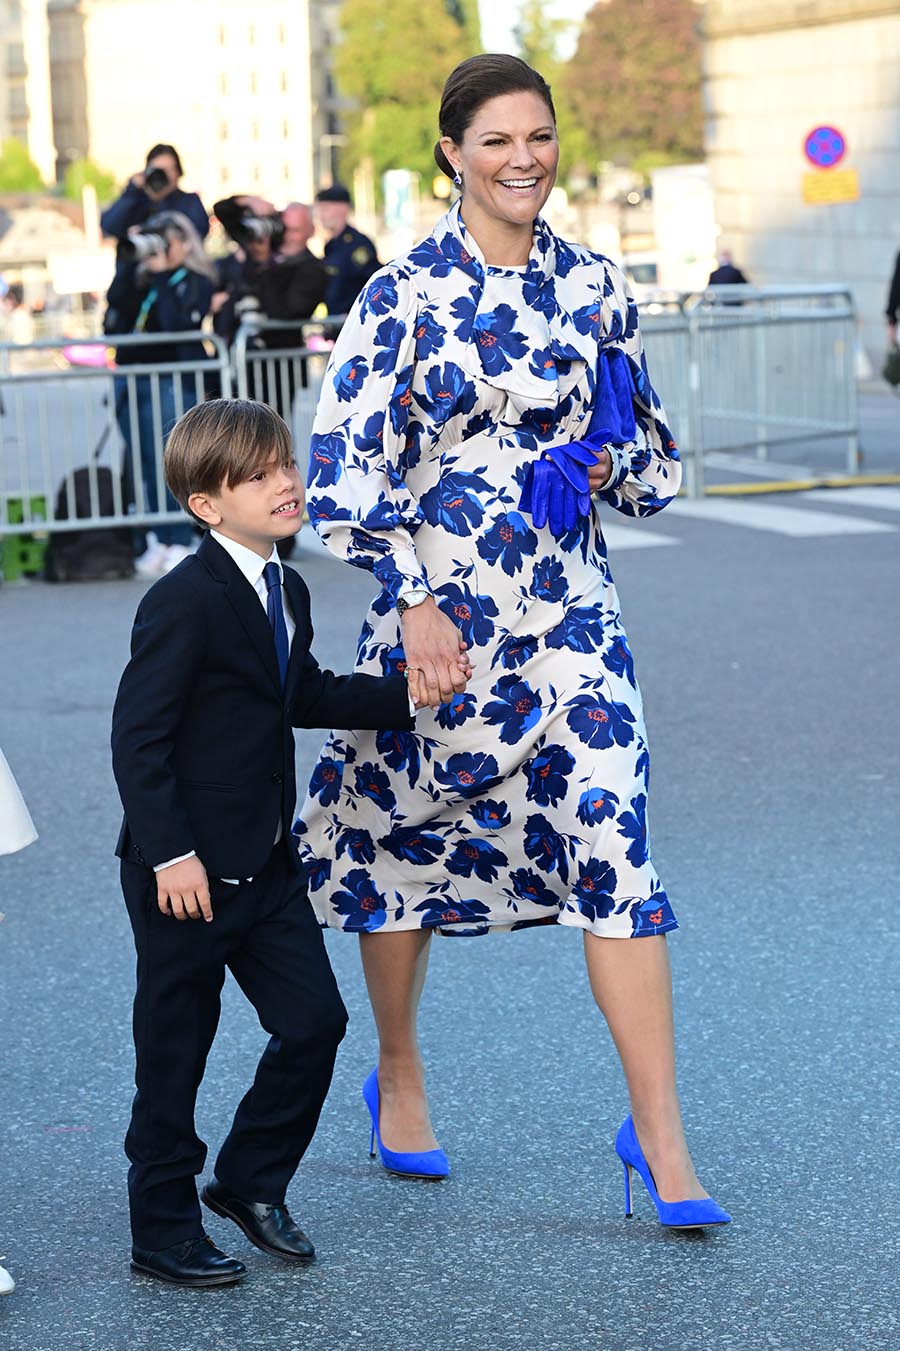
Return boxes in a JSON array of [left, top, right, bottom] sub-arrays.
[[440, 90, 558, 238], [189, 453, 305, 558]]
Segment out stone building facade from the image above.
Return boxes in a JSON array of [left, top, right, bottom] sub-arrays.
[[46, 0, 334, 208], [703, 1, 900, 360]]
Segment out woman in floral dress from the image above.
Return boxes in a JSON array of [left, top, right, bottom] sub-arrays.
[[297, 55, 728, 1222]]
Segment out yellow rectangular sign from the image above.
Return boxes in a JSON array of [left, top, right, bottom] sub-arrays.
[[802, 169, 860, 205]]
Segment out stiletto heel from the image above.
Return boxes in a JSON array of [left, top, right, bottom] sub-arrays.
[[622, 1161, 633, 1218], [614, 1116, 730, 1229], [362, 1069, 450, 1181]]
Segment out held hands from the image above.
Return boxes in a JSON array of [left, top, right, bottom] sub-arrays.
[[155, 856, 213, 922], [401, 598, 474, 709]]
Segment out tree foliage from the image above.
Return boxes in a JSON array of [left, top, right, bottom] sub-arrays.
[[0, 138, 45, 193], [63, 158, 117, 205], [335, 0, 479, 191], [514, 0, 591, 187], [561, 0, 703, 167]]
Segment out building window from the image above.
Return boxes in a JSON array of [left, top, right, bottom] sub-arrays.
[[251, 119, 259, 141], [221, 166, 229, 184], [278, 22, 286, 44], [219, 121, 228, 140], [248, 23, 256, 44], [282, 119, 290, 140], [218, 23, 225, 44], [253, 164, 261, 183], [250, 71, 257, 94], [283, 164, 291, 182], [219, 72, 228, 95], [280, 72, 288, 93]]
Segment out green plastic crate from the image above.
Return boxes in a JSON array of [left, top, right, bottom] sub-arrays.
[[1, 494, 49, 581]]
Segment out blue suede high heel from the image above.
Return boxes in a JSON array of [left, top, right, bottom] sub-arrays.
[[362, 1069, 450, 1180], [615, 1116, 731, 1229]]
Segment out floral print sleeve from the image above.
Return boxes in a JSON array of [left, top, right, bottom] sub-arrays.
[[593, 264, 682, 519], [306, 269, 427, 605]]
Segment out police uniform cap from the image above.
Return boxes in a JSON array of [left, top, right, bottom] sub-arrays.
[[315, 184, 352, 204]]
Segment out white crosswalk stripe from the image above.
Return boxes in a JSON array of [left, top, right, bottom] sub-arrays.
[[801, 487, 900, 512], [663, 496, 896, 537], [601, 523, 678, 551]]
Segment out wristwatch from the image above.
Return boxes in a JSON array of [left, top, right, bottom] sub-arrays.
[[396, 589, 429, 617]]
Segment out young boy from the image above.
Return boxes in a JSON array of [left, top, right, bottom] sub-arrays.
[[111, 399, 430, 1287]]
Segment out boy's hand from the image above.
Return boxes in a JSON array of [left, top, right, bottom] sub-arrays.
[[155, 857, 213, 922]]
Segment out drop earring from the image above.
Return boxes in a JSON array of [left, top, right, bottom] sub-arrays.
[[453, 171, 462, 187]]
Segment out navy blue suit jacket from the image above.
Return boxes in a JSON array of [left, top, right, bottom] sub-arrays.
[[111, 533, 413, 880]]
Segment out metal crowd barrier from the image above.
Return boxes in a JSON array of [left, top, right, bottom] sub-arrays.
[[0, 331, 232, 543], [641, 285, 859, 497], [231, 318, 336, 483], [0, 288, 862, 570]]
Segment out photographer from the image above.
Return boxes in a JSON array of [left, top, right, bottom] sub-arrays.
[[211, 195, 327, 346], [101, 143, 208, 269], [105, 212, 217, 576]]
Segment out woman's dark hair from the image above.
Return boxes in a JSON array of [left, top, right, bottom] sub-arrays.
[[434, 55, 556, 178], [146, 143, 184, 176]]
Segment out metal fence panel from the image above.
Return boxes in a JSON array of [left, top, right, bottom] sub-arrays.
[[0, 290, 862, 548], [0, 332, 232, 537]]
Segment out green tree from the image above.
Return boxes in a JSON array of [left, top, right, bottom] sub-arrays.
[[514, 0, 591, 188], [0, 138, 44, 192], [561, 0, 703, 167], [334, 0, 478, 192], [62, 157, 117, 205]]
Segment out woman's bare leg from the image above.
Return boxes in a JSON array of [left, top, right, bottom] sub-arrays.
[[359, 929, 439, 1153], [584, 932, 707, 1201]]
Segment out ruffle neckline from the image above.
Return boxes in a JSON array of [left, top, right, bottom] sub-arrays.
[[426, 201, 601, 411]]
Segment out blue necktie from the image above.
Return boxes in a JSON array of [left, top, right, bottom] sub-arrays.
[[263, 561, 289, 686]]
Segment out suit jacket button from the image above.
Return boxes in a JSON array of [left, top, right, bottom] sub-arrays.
[[271, 772, 283, 783]]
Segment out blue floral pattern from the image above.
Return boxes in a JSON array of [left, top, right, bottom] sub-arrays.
[[298, 202, 680, 939]]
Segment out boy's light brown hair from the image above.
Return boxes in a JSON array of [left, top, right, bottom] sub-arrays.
[[164, 398, 294, 526]]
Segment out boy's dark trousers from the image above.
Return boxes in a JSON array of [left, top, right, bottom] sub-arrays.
[[122, 839, 347, 1251], [111, 533, 414, 1250]]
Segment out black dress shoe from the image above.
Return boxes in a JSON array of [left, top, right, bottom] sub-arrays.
[[201, 1179, 315, 1263], [130, 1234, 246, 1287]]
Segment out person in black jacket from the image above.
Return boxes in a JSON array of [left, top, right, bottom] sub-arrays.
[[886, 249, 900, 347], [106, 212, 217, 571], [708, 250, 749, 287], [110, 399, 439, 1288], [101, 144, 209, 267], [211, 196, 327, 349]]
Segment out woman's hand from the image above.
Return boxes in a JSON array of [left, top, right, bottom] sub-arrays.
[[401, 598, 474, 709], [586, 447, 614, 494]]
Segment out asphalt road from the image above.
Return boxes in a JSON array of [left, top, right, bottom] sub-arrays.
[[1, 490, 898, 1351]]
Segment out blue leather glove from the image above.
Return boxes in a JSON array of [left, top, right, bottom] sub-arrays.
[[583, 345, 637, 447], [520, 441, 597, 534], [519, 347, 638, 535]]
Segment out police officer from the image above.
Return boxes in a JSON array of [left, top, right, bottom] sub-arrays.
[[314, 184, 380, 318]]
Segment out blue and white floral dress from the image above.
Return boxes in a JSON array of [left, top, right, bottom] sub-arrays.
[[296, 203, 681, 939]]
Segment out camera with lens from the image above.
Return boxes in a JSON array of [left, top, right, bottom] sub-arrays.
[[121, 229, 168, 262], [225, 206, 285, 253], [144, 165, 170, 194]]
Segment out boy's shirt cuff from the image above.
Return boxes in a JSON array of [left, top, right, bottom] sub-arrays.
[[154, 850, 196, 872]]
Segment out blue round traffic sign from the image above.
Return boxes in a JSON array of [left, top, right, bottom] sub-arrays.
[[804, 125, 846, 168]]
